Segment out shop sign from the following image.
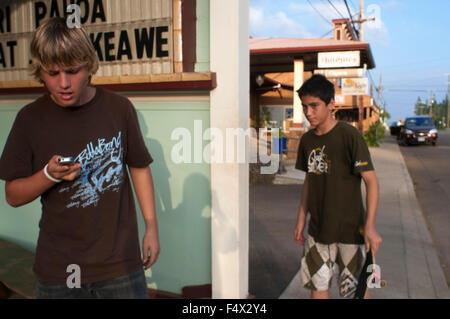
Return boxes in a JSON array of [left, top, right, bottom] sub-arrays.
[[341, 77, 369, 96], [0, 0, 176, 83], [318, 51, 360, 68], [314, 68, 365, 78]]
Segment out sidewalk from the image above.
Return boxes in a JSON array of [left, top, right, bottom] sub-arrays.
[[275, 137, 450, 299]]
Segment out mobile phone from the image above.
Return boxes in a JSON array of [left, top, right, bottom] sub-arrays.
[[58, 157, 74, 166]]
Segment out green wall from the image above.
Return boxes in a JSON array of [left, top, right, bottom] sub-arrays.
[[134, 101, 211, 294], [0, 105, 41, 252]]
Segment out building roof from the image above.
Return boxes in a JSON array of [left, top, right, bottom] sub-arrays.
[[250, 37, 365, 52], [250, 37, 375, 71]]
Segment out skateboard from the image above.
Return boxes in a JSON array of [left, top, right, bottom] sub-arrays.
[[0, 238, 36, 299], [354, 249, 387, 299]]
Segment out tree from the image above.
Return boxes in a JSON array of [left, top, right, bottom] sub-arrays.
[[414, 97, 428, 115], [380, 105, 391, 123]]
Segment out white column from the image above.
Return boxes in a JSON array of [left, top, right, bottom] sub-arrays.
[[293, 59, 304, 127], [210, 0, 249, 298]]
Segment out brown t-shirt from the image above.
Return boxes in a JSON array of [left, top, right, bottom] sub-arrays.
[[0, 87, 153, 284], [295, 121, 374, 244]]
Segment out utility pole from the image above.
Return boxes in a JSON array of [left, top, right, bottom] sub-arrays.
[[447, 73, 450, 128], [376, 73, 384, 123], [356, 0, 375, 42], [359, 0, 364, 42], [428, 90, 434, 118], [377, 73, 382, 107]]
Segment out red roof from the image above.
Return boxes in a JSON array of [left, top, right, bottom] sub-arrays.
[[250, 37, 375, 69], [250, 37, 368, 53]]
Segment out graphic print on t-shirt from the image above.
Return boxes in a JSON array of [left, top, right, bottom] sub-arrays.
[[354, 160, 369, 168], [307, 146, 331, 175], [59, 131, 124, 208]]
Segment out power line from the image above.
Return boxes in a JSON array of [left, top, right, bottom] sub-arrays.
[[367, 70, 388, 109], [384, 84, 448, 88], [367, 70, 376, 87], [306, 0, 334, 26], [343, 0, 359, 40], [326, 0, 346, 19], [378, 57, 450, 69], [367, 70, 380, 98], [385, 89, 447, 93], [320, 28, 334, 37], [348, 0, 358, 12]]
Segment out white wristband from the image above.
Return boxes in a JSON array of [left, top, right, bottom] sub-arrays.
[[44, 164, 62, 183]]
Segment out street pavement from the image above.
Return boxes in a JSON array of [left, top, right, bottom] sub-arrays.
[[399, 128, 450, 286], [250, 136, 450, 299]]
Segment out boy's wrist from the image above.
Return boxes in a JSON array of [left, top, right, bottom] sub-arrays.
[[296, 214, 306, 225], [43, 164, 62, 183], [364, 222, 376, 230], [144, 217, 158, 229]]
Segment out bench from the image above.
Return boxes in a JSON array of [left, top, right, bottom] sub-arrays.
[[0, 238, 36, 299]]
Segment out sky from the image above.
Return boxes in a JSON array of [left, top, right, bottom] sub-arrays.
[[249, 0, 450, 123]]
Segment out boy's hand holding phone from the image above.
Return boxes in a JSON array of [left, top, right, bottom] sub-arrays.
[[45, 155, 82, 182]]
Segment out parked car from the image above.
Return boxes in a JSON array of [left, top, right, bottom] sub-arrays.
[[398, 115, 438, 146], [389, 121, 401, 136]]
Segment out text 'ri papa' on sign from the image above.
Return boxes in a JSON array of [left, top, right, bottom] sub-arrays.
[[0, 0, 175, 82]]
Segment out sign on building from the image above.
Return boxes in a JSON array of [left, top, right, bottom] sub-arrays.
[[317, 51, 360, 68], [0, 0, 182, 86], [314, 68, 365, 78], [334, 94, 345, 104], [341, 77, 369, 96]]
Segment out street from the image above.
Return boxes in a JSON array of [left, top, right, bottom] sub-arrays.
[[249, 183, 303, 298], [249, 131, 450, 299], [398, 129, 450, 287]]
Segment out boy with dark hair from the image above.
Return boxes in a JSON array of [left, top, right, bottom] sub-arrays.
[[294, 74, 382, 299], [0, 17, 160, 299], [297, 74, 335, 105]]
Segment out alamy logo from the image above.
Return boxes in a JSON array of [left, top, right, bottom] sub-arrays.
[[66, 264, 81, 289], [66, 4, 81, 29], [170, 121, 281, 174], [366, 264, 386, 289], [307, 146, 330, 175]]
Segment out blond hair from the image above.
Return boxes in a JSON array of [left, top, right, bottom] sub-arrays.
[[30, 17, 99, 82]]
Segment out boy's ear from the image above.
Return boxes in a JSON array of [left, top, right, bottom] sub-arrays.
[[328, 98, 335, 110]]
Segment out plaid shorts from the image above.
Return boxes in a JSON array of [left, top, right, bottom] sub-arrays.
[[300, 235, 366, 298]]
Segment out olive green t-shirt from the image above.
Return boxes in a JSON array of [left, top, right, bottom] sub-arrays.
[[295, 121, 374, 244]]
